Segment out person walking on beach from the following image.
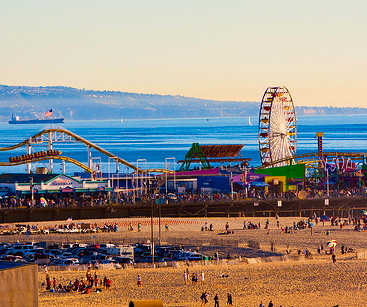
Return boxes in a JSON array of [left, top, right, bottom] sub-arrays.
[[226, 293, 233, 305], [200, 291, 208, 305], [259, 301, 265, 307], [201, 271, 205, 283], [184, 270, 188, 284], [332, 253, 336, 264], [214, 293, 219, 307], [267, 300, 274, 307], [137, 275, 142, 287]]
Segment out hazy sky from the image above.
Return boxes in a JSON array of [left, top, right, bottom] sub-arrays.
[[1, 0, 366, 107]]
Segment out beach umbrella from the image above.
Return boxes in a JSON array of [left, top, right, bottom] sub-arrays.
[[320, 215, 330, 221], [40, 197, 48, 207], [326, 240, 337, 248]]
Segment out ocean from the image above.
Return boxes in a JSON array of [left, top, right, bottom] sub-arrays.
[[0, 114, 366, 174]]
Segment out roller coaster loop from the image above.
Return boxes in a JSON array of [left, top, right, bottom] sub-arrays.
[[0, 128, 141, 172]]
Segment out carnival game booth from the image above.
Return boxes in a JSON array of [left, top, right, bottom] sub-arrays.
[[0, 173, 112, 202], [254, 164, 306, 192]]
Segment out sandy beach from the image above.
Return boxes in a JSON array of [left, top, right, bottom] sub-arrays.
[[24, 216, 367, 307]]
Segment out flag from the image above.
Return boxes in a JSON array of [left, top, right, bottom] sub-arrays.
[[45, 109, 53, 117]]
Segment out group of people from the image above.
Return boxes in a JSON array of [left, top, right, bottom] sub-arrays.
[[44, 268, 112, 294], [183, 268, 205, 284], [200, 292, 233, 306], [201, 222, 214, 231], [1, 194, 110, 209]]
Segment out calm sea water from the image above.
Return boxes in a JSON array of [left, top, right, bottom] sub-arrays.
[[0, 114, 366, 174]]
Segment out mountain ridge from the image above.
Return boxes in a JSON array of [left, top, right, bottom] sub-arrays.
[[0, 84, 365, 121]]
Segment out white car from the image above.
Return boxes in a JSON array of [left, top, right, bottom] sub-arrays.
[[9, 245, 34, 256]]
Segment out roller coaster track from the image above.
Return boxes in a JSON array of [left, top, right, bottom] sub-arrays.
[[0, 128, 140, 172], [142, 169, 174, 174], [255, 152, 367, 170], [0, 156, 94, 173]]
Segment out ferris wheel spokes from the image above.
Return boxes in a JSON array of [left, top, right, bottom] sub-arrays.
[[258, 86, 297, 167]]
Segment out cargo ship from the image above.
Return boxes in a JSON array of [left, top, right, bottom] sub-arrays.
[[8, 114, 64, 125]]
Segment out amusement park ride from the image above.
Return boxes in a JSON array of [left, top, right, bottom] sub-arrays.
[[256, 86, 367, 191], [0, 86, 365, 193], [0, 129, 145, 178]]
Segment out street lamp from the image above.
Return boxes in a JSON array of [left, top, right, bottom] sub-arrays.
[[326, 167, 329, 198], [150, 191, 155, 267], [136, 159, 147, 196], [230, 171, 234, 200], [29, 176, 34, 207], [164, 157, 176, 194]]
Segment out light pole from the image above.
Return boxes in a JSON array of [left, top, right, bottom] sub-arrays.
[[30, 176, 34, 207], [230, 171, 234, 200], [136, 159, 147, 196], [326, 168, 329, 198], [244, 167, 248, 199], [150, 195, 155, 267], [164, 157, 176, 194]]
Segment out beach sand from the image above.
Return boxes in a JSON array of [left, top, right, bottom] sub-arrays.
[[29, 216, 367, 307]]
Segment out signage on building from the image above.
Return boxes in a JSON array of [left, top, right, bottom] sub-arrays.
[[51, 178, 72, 186]]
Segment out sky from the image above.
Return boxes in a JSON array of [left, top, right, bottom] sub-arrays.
[[1, 0, 366, 107]]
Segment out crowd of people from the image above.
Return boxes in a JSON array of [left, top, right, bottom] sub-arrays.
[[0, 194, 109, 209], [1, 186, 367, 210], [44, 267, 112, 294]]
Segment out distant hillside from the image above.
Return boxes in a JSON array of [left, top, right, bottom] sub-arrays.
[[0, 85, 365, 121]]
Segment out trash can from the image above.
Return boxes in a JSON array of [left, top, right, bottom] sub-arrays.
[[129, 300, 163, 307]]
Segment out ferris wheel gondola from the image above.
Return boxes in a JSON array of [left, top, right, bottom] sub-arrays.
[[258, 86, 297, 167]]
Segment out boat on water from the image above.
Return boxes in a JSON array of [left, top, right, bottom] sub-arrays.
[[9, 114, 64, 125]]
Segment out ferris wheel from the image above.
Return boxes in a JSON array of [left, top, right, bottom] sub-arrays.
[[258, 86, 297, 167]]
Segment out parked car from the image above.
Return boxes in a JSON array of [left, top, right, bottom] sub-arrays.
[[44, 249, 61, 257], [0, 255, 26, 262], [186, 253, 204, 261], [8, 245, 35, 256], [23, 248, 45, 258], [100, 259, 117, 264], [113, 256, 134, 264], [52, 258, 80, 266]]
